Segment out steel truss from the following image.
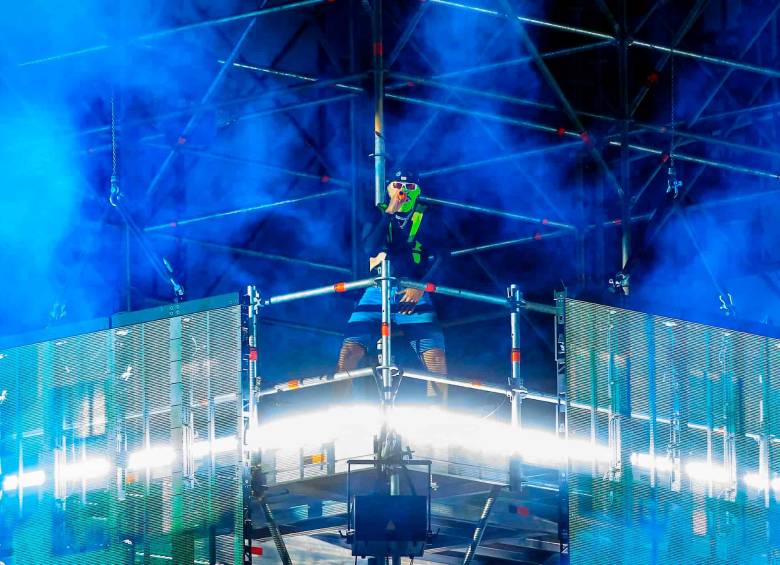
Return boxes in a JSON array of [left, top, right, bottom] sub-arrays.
[[19, 0, 768, 313]]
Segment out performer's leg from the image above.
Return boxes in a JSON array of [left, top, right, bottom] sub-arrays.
[[337, 340, 367, 371], [406, 324, 448, 403], [333, 323, 372, 401]]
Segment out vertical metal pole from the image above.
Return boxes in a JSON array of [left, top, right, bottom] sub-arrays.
[[646, 317, 658, 488], [380, 259, 393, 409], [554, 291, 569, 564], [705, 332, 714, 498], [668, 325, 682, 492], [372, 0, 386, 207], [607, 311, 622, 481], [761, 337, 771, 508], [379, 258, 400, 565], [721, 332, 737, 499], [141, 325, 151, 564], [646, 316, 658, 563], [509, 284, 525, 492], [349, 0, 360, 278], [169, 316, 192, 564], [619, 0, 631, 284]]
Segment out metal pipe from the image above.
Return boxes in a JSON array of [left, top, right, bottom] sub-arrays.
[[689, 3, 780, 125], [17, 0, 330, 67], [631, 39, 780, 80], [429, 0, 614, 40], [450, 231, 570, 257], [379, 259, 393, 407], [373, 0, 386, 207], [221, 60, 364, 93], [509, 285, 523, 425], [398, 279, 507, 307], [142, 143, 352, 187], [419, 195, 576, 231], [508, 285, 524, 493], [431, 0, 780, 79], [386, 93, 566, 135], [420, 142, 582, 177], [402, 370, 511, 396], [145, 17, 258, 199], [462, 484, 502, 565], [257, 367, 374, 396], [264, 278, 374, 306], [145, 189, 346, 232], [391, 71, 780, 163], [497, 0, 624, 199], [427, 41, 615, 81], [77, 77, 363, 139], [153, 234, 352, 275], [607, 140, 780, 180], [697, 100, 780, 123]]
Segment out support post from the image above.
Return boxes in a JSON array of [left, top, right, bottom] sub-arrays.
[[554, 291, 569, 564], [379, 258, 394, 411], [372, 0, 386, 207], [508, 284, 525, 492]]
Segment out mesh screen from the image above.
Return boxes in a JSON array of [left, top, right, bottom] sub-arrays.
[[566, 299, 780, 564], [0, 302, 245, 564]]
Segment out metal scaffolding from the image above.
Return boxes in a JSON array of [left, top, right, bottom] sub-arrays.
[[6, 1, 780, 560]]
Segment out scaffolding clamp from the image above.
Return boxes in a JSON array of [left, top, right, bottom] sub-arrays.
[[506, 284, 525, 311], [513, 386, 528, 401]]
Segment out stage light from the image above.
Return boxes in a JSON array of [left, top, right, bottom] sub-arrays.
[[744, 472, 767, 490], [247, 404, 611, 467], [630, 452, 673, 472], [127, 446, 174, 471], [247, 405, 381, 451], [743, 473, 780, 492], [3, 470, 46, 492], [685, 461, 730, 484], [192, 436, 238, 459], [60, 457, 111, 482]]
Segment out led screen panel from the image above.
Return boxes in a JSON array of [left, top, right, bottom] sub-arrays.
[[0, 296, 246, 564], [565, 299, 780, 564]]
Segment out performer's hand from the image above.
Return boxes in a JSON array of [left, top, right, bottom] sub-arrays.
[[369, 252, 387, 272], [385, 190, 405, 214], [397, 287, 425, 314]]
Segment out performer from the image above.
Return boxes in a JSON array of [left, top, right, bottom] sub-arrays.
[[336, 170, 447, 399]]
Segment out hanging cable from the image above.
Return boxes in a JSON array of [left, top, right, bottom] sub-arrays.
[[109, 90, 121, 206], [107, 89, 184, 299], [667, 50, 682, 198]]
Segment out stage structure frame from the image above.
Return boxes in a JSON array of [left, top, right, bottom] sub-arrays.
[[251, 256, 568, 563], [12, 0, 776, 313]]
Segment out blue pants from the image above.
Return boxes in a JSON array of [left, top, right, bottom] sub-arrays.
[[345, 286, 445, 353]]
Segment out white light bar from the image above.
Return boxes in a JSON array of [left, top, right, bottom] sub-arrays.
[[247, 404, 611, 466], [630, 452, 673, 472], [60, 457, 111, 482], [192, 436, 238, 459], [685, 461, 730, 484], [3, 470, 46, 492], [744, 472, 780, 492], [127, 446, 175, 471]]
